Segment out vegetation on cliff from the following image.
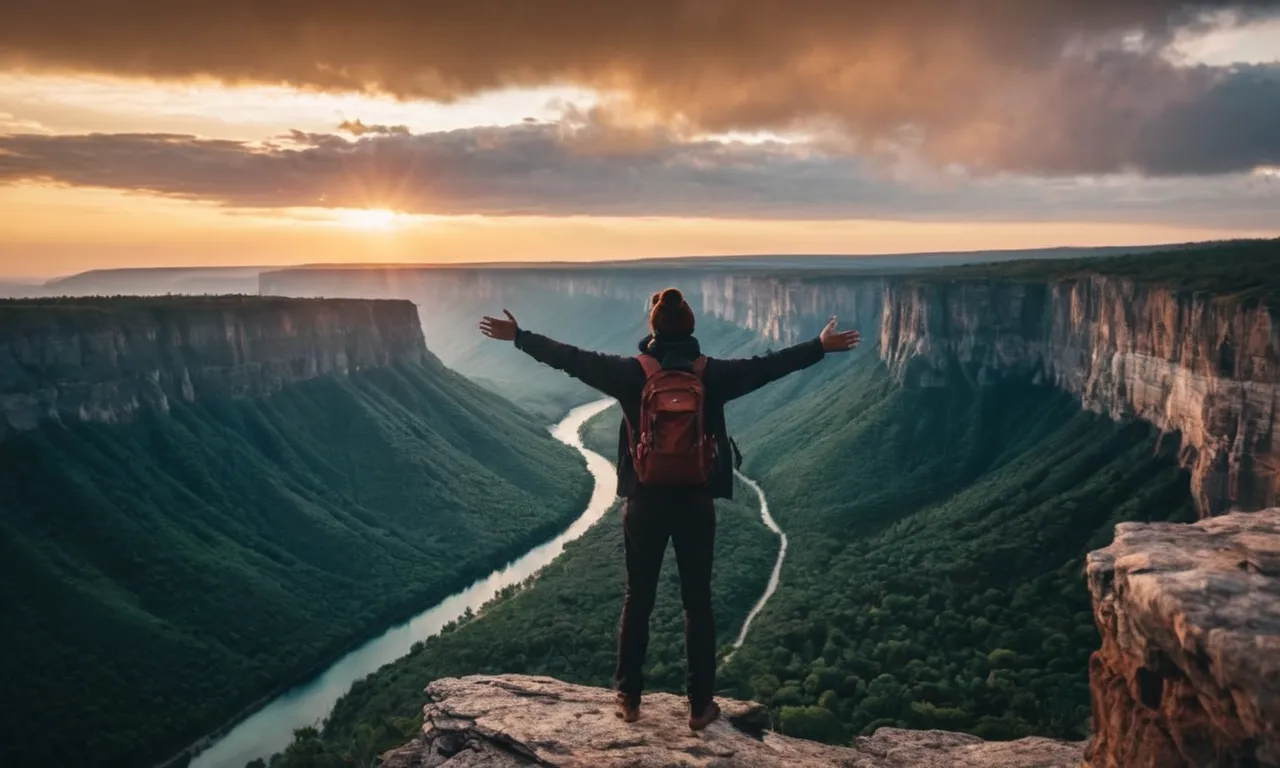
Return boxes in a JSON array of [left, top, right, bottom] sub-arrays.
[[720, 356, 1195, 743], [934, 238, 1280, 303], [266, 352, 1196, 764], [0, 354, 590, 768], [8, 243, 1258, 766]]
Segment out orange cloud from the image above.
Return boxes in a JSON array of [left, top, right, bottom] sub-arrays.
[[1, 123, 1277, 227], [1, 2, 1278, 174]]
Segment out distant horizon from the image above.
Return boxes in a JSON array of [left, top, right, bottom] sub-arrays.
[[9, 235, 1270, 284]]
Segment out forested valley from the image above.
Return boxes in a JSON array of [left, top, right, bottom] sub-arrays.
[[261, 402, 777, 767], [0, 350, 590, 768], [723, 357, 1194, 743], [17, 243, 1275, 768], [265, 346, 1195, 766]]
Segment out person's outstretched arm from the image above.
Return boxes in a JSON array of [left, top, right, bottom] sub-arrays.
[[479, 309, 638, 400], [710, 316, 861, 401]]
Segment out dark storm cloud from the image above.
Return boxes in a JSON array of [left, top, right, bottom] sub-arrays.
[[953, 59, 1280, 175], [0, 123, 1276, 226], [1132, 64, 1280, 174], [0, 1, 1278, 175]]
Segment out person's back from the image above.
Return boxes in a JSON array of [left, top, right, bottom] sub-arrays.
[[480, 287, 861, 730]]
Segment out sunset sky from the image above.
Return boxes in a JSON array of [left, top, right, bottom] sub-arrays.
[[1, 1, 1278, 279]]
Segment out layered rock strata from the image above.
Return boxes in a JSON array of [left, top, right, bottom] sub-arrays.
[[881, 277, 1279, 515], [0, 296, 425, 436], [1085, 509, 1280, 767]]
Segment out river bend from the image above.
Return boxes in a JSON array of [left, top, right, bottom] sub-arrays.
[[189, 398, 786, 767], [189, 398, 617, 768]]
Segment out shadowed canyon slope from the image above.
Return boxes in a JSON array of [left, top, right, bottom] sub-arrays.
[[0, 296, 591, 768]]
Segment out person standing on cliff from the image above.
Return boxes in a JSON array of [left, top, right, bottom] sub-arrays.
[[479, 288, 861, 730]]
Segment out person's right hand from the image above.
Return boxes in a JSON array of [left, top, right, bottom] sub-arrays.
[[479, 309, 519, 342], [820, 316, 861, 353]]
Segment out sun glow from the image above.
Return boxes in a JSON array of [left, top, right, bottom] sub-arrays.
[[333, 208, 402, 230]]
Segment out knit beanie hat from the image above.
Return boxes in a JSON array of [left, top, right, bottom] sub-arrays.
[[649, 288, 695, 336]]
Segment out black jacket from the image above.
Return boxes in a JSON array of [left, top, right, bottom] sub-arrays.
[[514, 329, 826, 499]]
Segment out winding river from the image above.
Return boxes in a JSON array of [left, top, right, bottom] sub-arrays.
[[728, 470, 787, 656], [188, 397, 786, 767], [189, 398, 618, 768]]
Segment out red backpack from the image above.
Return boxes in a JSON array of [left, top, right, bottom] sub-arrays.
[[625, 355, 715, 488]]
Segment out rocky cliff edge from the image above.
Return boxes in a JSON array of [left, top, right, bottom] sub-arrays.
[[383, 510, 1280, 767], [381, 675, 1083, 768], [1086, 509, 1280, 767]]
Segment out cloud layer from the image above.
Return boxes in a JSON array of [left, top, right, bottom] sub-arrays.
[[1, 122, 1276, 226], [1, 1, 1278, 175]]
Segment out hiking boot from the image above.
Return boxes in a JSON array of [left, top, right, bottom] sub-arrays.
[[614, 692, 641, 723], [688, 700, 721, 731]]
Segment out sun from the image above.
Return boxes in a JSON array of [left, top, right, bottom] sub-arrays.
[[334, 208, 401, 230]]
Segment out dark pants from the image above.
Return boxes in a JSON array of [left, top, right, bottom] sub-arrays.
[[613, 492, 717, 711]]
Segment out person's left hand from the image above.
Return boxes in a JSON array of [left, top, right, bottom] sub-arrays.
[[820, 316, 861, 353], [479, 309, 520, 341]]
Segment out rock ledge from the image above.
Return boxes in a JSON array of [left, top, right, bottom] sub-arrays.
[[382, 674, 1082, 767], [1086, 509, 1280, 767]]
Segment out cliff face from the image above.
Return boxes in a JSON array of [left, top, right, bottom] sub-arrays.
[[1084, 510, 1280, 767], [383, 675, 1083, 768], [881, 277, 1280, 516], [697, 273, 883, 344], [260, 267, 884, 346], [0, 296, 425, 436], [260, 263, 1280, 516]]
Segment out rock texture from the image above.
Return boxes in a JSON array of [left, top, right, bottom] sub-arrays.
[[381, 675, 1082, 768], [1085, 509, 1280, 767], [0, 296, 425, 437], [881, 277, 1280, 515]]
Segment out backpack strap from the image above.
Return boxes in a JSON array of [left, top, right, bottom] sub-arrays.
[[635, 354, 706, 379], [635, 354, 662, 379], [626, 355, 660, 451]]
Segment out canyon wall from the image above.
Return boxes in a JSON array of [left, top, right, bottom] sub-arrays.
[[0, 296, 425, 436], [696, 273, 883, 344], [880, 277, 1280, 516], [260, 263, 1280, 515], [260, 266, 885, 345]]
